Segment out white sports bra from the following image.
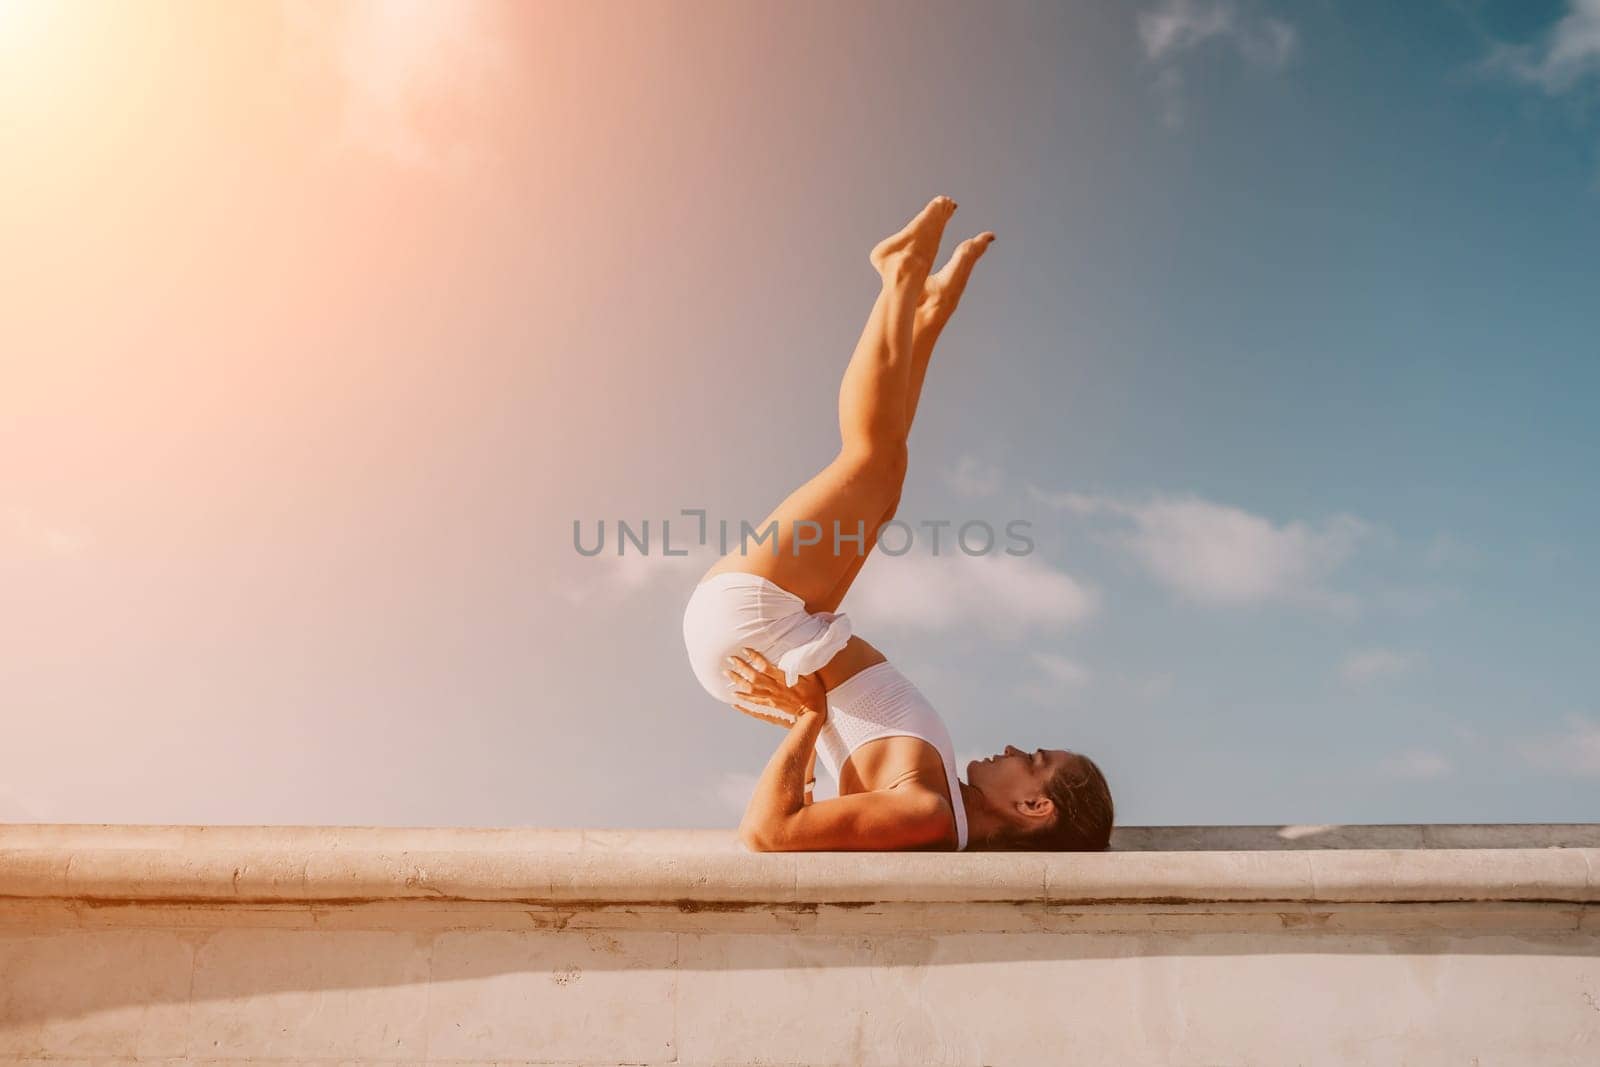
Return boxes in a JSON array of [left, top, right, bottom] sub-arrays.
[[814, 661, 968, 851]]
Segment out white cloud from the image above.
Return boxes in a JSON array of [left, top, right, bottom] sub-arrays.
[[1138, 0, 1297, 67], [1340, 648, 1409, 683], [556, 532, 715, 607], [1136, 0, 1298, 126], [1489, 0, 1600, 93], [943, 455, 1004, 499], [1516, 715, 1600, 777], [1016, 651, 1093, 706], [278, 0, 517, 173], [846, 549, 1098, 638], [1378, 750, 1452, 781], [1139, 0, 1236, 61], [1034, 489, 1369, 609]]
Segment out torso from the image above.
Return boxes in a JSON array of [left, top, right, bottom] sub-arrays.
[[815, 636, 962, 849]]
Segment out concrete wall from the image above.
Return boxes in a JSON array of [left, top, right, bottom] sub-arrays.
[[2, 824, 1597, 1066]]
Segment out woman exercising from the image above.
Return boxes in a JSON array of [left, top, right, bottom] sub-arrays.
[[682, 196, 1113, 853]]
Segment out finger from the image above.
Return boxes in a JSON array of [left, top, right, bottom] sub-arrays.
[[733, 707, 786, 728], [725, 654, 756, 681], [735, 689, 778, 709], [732, 701, 793, 728], [721, 669, 751, 695], [741, 647, 776, 676]]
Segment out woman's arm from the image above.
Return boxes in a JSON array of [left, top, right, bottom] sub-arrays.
[[723, 652, 818, 803], [725, 649, 950, 851], [738, 707, 826, 845], [724, 648, 828, 831], [748, 784, 952, 852]]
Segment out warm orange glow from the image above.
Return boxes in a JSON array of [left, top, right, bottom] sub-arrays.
[[0, 0, 76, 107], [0, 0, 56, 46]]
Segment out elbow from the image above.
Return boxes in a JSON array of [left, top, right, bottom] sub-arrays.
[[738, 819, 783, 853], [736, 819, 765, 852]]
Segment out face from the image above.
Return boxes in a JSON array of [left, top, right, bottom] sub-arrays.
[[967, 745, 1077, 820]]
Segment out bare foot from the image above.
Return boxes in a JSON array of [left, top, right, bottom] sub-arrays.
[[869, 196, 957, 283], [917, 231, 995, 326]]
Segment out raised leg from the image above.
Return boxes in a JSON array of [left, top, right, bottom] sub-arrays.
[[700, 197, 958, 611], [810, 230, 996, 613]]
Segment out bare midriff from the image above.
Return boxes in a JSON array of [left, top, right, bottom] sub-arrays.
[[812, 634, 888, 693]]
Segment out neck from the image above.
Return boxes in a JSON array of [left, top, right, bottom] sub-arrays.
[[957, 780, 1003, 851]]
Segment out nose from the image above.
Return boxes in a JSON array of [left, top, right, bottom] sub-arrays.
[[1004, 745, 1023, 758]]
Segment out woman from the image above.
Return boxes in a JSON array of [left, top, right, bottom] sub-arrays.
[[682, 196, 1113, 853]]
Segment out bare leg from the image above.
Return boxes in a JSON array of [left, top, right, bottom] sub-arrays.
[[811, 231, 995, 613], [905, 233, 994, 428], [701, 196, 963, 610]]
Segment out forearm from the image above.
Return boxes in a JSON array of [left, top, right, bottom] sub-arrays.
[[741, 711, 824, 836]]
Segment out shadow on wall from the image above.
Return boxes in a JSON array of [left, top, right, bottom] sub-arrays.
[[2, 923, 1596, 1037]]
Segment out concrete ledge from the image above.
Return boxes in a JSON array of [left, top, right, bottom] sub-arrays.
[[2, 823, 1595, 908], [3, 825, 1598, 1065]]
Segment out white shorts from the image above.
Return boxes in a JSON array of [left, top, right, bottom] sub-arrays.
[[682, 571, 853, 704]]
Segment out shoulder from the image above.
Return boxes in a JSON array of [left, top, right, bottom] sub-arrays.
[[888, 782, 959, 850]]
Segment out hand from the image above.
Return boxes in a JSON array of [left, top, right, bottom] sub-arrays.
[[723, 647, 829, 727]]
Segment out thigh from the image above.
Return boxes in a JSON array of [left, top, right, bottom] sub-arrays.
[[812, 496, 899, 615], [702, 449, 902, 613]]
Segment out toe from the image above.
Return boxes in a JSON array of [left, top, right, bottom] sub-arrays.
[[930, 235, 990, 291], [954, 236, 987, 267]]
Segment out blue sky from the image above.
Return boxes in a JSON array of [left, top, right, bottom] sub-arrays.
[[3, 0, 1597, 828]]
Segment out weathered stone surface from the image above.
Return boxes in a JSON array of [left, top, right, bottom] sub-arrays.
[[6, 825, 1595, 908], [1, 824, 1597, 1065], [188, 930, 431, 1059], [0, 930, 194, 1060], [425, 930, 677, 1062]]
